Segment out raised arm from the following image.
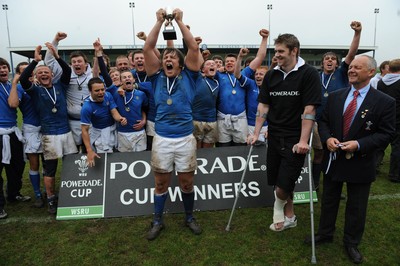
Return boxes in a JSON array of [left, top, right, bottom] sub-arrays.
[[137, 31, 161, 59], [174, 9, 203, 71], [344, 21, 362, 65], [44, 32, 68, 83], [8, 73, 21, 108], [20, 46, 42, 90], [234, 48, 249, 79], [248, 29, 269, 71], [93, 38, 113, 87], [143, 9, 165, 76], [45, 42, 71, 85]]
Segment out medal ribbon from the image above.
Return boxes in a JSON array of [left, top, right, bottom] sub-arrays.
[[204, 77, 219, 93], [166, 76, 178, 95], [0, 82, 10, 96], [124, 90, 135, 106], [321, 72, 334, 90], [43, 86, 57, 107], [136, 72, 147, 83], [227, 73, 237, 88]]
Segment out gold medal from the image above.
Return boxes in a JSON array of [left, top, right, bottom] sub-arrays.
[[167, 98, 173, 105], [52, 107, 57, 113], [324, 92, 329, 97], [232, 89, 236, 95], [345, 152, 353, 159], [125, 106, 130, 112]]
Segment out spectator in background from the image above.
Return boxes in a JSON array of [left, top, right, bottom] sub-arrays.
[[370, 60, 390, 89], [377, 58, 400, 183]]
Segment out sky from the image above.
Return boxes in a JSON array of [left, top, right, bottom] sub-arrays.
[[0, 0, 399, 66]]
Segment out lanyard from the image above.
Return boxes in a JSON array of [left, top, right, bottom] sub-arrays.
[[43, 86, 57, 106], [124, 89, 135, 105], [76, 74, 88, 90], [204, 77, 219, 93], [321, 72, 334, 90], [0, 82, 10, 96], [136, 72, 147, 83], [166, 76, 178, 95], [227, 73, 237, 88]]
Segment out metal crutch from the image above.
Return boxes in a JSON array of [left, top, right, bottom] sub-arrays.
[[225, 140, 264, 231], [308, 126, 317, 264]]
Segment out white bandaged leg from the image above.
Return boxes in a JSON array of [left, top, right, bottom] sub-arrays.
[[272, 190, 287, 224]]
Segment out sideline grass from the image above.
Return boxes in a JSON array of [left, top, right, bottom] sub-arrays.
[[1, 149, 400, 265]]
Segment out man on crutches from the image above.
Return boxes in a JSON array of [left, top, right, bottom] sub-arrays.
[[248, 33, 321, 232]]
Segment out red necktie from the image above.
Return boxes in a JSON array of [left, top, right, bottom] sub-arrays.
[[343, 90, 359, 139]]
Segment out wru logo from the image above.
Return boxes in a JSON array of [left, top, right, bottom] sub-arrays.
[[75, 155, 89, 176]]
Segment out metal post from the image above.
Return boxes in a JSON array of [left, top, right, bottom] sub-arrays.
[[2, 4, 13, 76], [129, 2, 136, 47], [373, 8, 379, 59], [267, 4, 273, 66]]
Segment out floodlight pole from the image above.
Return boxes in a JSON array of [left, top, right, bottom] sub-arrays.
[[267, 4, 273, 66], [373, 8, 379, 59], [2, 4, 14, 75], [129, 2, 136, 47]]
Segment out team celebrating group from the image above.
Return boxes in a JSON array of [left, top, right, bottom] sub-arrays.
[[1, 8, 398, 264]]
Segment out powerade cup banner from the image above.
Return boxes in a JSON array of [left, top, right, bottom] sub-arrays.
[[57, 145, 317, 220]]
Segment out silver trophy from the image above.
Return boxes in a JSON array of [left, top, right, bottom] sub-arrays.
[[163, 7, 177, 40]]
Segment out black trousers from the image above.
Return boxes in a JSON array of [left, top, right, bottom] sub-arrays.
[[317, 173, 371, 247], [0, 132, 25, 208]]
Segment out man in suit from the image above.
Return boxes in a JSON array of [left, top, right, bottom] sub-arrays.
[[306, 55, 395, 264]]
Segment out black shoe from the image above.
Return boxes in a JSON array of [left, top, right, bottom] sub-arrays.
[[47, 199, 57, 215], [34, 196, 45, 208], [146, 222, 164, 241], [186, 218, 202, 235], [304, 234, 333, 245], [345, 246, 363, 264], [0, 209, 8, 219], [389, 176, 400, 183]]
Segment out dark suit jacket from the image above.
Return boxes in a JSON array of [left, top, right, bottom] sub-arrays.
[[319, 87, 396, 183]]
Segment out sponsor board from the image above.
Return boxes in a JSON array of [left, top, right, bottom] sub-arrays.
[[57, 145, 317, 220]]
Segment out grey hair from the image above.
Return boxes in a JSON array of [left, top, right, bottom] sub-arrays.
[[356, 55, 377, 71]]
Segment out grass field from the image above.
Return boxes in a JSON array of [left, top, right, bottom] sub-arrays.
[[1, 148, 400, 265]]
